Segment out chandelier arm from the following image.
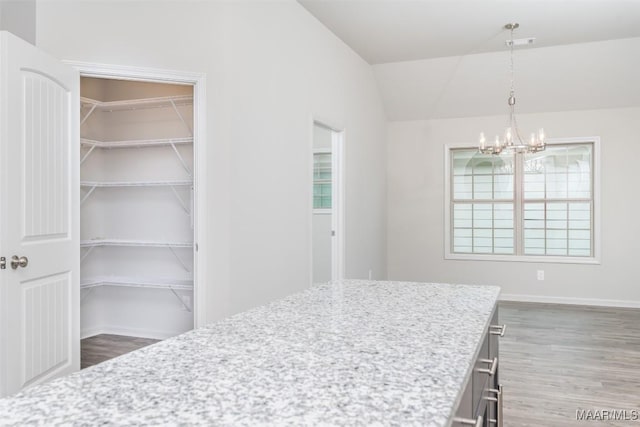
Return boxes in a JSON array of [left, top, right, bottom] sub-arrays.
[[512, 114, 525, 145]]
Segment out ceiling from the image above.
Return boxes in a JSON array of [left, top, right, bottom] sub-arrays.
[[298, 0, 640, 64]]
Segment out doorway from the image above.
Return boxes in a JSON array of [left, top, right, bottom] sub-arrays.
[[311, 121, 344, 284], [68, 62, 208, 368]]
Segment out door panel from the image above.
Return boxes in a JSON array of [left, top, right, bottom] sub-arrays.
[[23, 71, 70, 240], [0, 31, 79, 397], [22, 273, 70, 387]]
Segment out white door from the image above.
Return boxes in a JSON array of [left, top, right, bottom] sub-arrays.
[[0, 31, 80, 397]]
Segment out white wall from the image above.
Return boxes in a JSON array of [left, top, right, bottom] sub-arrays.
[[387, 107, 640, 305], [37, 1, 387, 322], [0, 0, 35, 44]]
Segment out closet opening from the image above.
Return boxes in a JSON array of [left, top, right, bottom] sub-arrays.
[[79, 76, 197, 368]]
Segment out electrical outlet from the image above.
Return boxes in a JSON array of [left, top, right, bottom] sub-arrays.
[[537, 270, 544, 281]]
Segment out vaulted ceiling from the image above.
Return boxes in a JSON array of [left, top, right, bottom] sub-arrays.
[[298, 0, 640, 64], [299, 1, 640, 120]]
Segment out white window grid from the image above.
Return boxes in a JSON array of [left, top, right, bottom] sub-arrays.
[[444, 138, 600, 264]]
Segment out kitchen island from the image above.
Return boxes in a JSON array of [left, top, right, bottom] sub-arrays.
[[0, 280, 501, 426]]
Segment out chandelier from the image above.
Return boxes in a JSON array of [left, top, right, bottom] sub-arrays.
[[479, 23, 546, 155]]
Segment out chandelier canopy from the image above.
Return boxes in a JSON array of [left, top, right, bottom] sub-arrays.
[[479, 23, 546, 155]]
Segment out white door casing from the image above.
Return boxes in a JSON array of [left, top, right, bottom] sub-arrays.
[[63, 61, 208, 330], [330, 129, 345, 281], [0, 32, 80, 397]]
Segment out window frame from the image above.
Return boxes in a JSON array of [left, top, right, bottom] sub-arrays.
[[444, 137, 601, 264]]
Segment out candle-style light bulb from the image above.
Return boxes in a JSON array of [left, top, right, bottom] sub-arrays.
[[494, 135, 501, 148], [505, 128, 512, 144], [530, 133, 536, 146], [538, 128, 545, 144], [479, 132, 486, 150]]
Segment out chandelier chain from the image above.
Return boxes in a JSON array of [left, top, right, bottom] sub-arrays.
[[509, 25, 515, 96], [478, 22, 546, 155]]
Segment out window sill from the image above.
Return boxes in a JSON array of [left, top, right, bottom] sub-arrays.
[[444, 252, 600, 265]]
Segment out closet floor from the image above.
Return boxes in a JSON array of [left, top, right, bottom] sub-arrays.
[[81, 334, 160, 369]]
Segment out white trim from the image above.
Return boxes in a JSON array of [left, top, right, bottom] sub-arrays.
[[64, 61, 205, 85], [313, 209, 332, 215], [444, 137, 601, 265], [500, 294, 640, 309], [312, 117, 345, 135], [80, 326, 105, 340], [446, 253, 600, 265], [65, 61, 208, 329], [332, 129, 346, 281], [308, 120, 314, 287], [81, 326, 180, 341]]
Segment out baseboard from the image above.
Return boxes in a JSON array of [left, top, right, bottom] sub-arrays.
[[81, 326, 105, 340], [500, 293, 640, 309], [81, 325, 179, 340]]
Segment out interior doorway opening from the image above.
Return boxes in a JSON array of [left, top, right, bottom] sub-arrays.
[[79, 76, 196, 367], [311, 121, 344, 284]]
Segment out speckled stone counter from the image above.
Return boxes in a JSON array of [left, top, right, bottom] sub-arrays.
[[0, 280, 500, 426]]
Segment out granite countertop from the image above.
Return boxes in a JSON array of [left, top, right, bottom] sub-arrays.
[[0, 280, 500, 426]]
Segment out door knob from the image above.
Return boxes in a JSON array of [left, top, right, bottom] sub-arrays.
[[11, 256, 28, 269]]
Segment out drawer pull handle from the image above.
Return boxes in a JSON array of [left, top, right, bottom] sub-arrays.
[[453, 415, 482, 427], [488, 385, 503, 427], [478, 357, 498, 376], [490, 324, 507, 337]]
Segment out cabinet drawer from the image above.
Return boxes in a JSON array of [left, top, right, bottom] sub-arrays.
[[472, 331, 490, 414], [488, 308, 502, 387], [452, 376, 473, 425], [452, 304, 503, 427]]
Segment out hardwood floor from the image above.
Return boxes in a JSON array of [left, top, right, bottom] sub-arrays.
[[500, 302, 640, 427], [81, 334, 160, 369]]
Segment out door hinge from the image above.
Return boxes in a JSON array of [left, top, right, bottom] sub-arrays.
[[331, 230, 336, 237], [0, 257, 5, 270]]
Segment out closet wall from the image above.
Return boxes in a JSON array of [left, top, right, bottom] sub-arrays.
[[80, 77, 195, 339]]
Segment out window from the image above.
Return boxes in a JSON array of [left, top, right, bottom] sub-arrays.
[[313, 151, 332, 210], [445, 139, 599, 263]]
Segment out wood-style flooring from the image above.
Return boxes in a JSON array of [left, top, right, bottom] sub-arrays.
[[500, 302, 640, 427], [81, 334, 160, 369]]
